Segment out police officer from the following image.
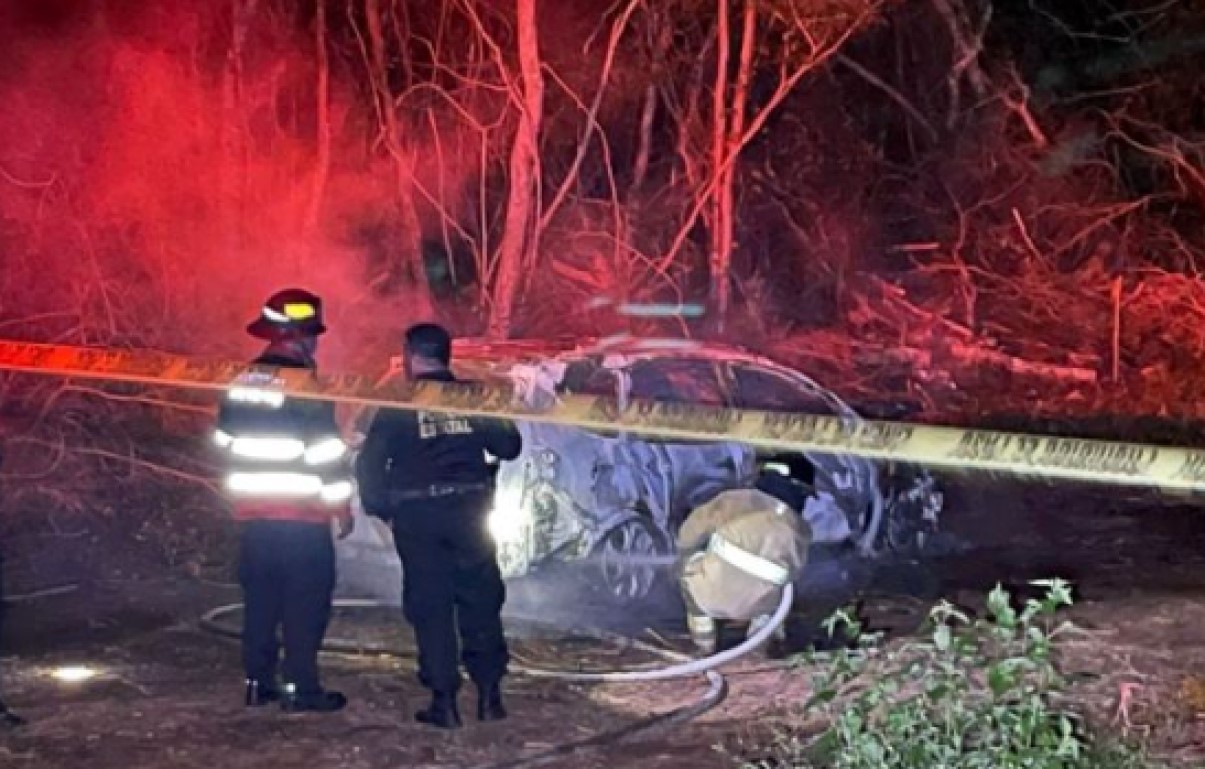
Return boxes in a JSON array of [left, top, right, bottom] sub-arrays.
[[355, 323, 521, 729], [677, 465, 813, 653], [214, 288, 354, 713]]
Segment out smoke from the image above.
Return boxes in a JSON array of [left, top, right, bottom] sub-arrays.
[[0, 0, 478, 372]]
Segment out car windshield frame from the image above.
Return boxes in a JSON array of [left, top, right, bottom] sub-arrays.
[[623, 357, 734, 407], [727, 360, 853, 418]]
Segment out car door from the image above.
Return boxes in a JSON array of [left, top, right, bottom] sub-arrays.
[[623, 358, 757, 531], [558, 357, 655, 524], [493, 357, 622, 566], [728, 361, 879, 544]]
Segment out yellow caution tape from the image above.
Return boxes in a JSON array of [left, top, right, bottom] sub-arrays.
[[1, 339, 1204, 491]]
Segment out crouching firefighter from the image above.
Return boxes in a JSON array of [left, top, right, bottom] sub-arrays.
[[213, 288, 354, 713], [355, 323, 522, 730], [677, 466, 813, 653]]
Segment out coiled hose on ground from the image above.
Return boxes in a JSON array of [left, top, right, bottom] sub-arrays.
[[198, 584, 794, 769]]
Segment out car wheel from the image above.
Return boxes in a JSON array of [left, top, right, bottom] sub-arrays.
[[592, 515, 670, 604]]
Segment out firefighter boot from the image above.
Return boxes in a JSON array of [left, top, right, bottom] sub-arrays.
[[476, 681, 507, 722], [415, 690, 462, 729], [688, 613, 718, 654], [281, 685, 348, 713], [244, 678, 281, 707]]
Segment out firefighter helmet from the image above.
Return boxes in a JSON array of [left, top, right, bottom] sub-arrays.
[[246, 288, 327, 341]]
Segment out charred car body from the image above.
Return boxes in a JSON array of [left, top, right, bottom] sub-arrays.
[[335, 339, 943, 604]]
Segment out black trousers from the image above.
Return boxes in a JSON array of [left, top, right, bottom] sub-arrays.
[[238, 520, 335, 695], [391, 491, 509, 694]]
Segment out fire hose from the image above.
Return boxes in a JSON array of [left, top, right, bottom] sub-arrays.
[[198, 584, 793, 768]]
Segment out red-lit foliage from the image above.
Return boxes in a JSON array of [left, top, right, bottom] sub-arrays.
[[0, 1, 491, 371], [0, 0, 1203, 427], [1, 2, 1202, 375]]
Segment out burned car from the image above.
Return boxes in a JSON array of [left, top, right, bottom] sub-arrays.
[[334, 339, 943, 604]]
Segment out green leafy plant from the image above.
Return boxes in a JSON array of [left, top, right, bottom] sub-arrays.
[[745, 580, 1160, 769]]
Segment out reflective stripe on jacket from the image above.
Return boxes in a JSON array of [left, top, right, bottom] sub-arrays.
[[677, 488, 811, 621], [214, 353, 353, 524]]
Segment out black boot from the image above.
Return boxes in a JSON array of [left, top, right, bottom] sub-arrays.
[[476, 682, 506, 722], [244, 678, 281, 707], [281, 686, 347, 713], [414, 691, 462, 729]]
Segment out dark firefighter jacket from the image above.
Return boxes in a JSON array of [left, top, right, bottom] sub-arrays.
[[354, 370, 522, 519], [213, 352, 353, 525]]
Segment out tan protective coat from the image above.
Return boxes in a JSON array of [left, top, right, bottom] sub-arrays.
[[676, 489, 812, 621]]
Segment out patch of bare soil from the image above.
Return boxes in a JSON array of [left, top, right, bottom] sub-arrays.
[[0, 574, 745, 769]]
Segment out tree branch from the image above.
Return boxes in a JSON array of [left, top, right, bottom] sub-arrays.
[[537, 0, 641, 232], [836, 52, 938, 142]]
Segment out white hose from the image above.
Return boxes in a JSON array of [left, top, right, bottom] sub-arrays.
[[198, 594, 742, 769], [199, 583, 793, 683], [508, 583, 794, 682]]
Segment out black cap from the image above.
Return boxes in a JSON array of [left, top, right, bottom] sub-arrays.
[[404, 323, 452, 364]]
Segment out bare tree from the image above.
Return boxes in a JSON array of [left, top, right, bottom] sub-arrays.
[[361, 0, 433, 313], [661, 0, 880, 321], [303, 0, 332, 266], [220, 0, 260, 264], [486, 0, 545, 338], [709, 0, 758, 321]]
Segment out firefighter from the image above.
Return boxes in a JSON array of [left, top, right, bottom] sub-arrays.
[[214, 288, 354, 713], [677, 465, 813, 653], [355, 323, 522, 730]]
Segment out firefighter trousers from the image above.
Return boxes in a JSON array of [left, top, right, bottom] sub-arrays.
[[238, 520, 335, 695], [390, 491, 509, 695]]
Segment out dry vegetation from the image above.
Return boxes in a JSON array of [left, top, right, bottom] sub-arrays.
[[1, 0, 1202, 402]]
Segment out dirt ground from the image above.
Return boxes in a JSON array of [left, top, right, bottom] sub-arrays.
[[2, 477, 1205, 768]]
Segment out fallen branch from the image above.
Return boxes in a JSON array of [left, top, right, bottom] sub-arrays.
[[945, 340, 1098, 384], [849, 276, 1099, 385], [857, 343, 1097, 385], [855, 275, 976, 341]]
